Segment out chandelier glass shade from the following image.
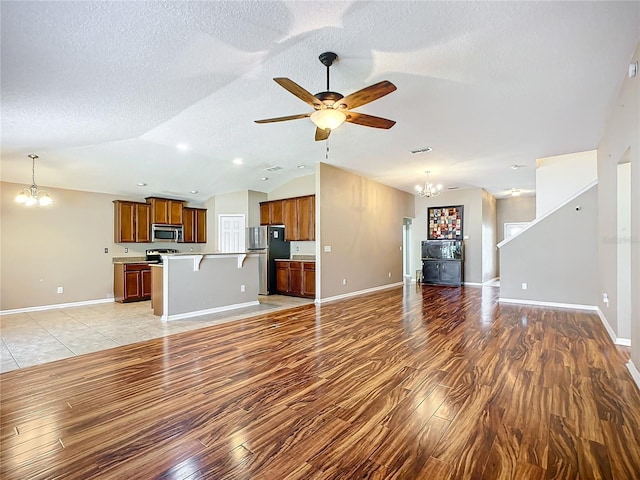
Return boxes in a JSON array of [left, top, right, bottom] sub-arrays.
[[310, 108, 346, 130], [15, 154, 53, 206], [415, 170, 442, 198]]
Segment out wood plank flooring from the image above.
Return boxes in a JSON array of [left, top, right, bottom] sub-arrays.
[[1, 285, 639, 479]]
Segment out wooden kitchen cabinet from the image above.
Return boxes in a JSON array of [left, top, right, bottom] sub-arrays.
[[283, 199, 298, 240], [146, 197, 184, 225], [183, 207, 207, 243], [283, 195, 315, 241], [302, 262, 316, 297], [114, 201, 150, 243], [276, 260, 315, 298], [259, 200, 285, 226], [296, 196, 315, 241], [114, 263, 152, 303], [261, 195, 315, 240]]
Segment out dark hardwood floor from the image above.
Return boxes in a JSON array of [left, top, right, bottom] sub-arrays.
[[1, 285, 639, 479]]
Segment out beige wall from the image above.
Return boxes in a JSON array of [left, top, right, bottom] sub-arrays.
[[496, 196, 537, 244], [268, 174, 315, 200], [481, 190, 498, 282], [496, 195, 536, 274], [1, 182, 212, 311], [598, 41, 640, 366], [500, 185, 599, 306], [318, 163, 414, 299], [413, 188, 487, 284], [1, 183, 134, 310]]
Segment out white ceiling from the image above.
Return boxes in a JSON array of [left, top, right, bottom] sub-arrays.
[[1, 1, 638, 203]]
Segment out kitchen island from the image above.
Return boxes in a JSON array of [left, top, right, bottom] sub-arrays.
[[152, 253, 259, 321]]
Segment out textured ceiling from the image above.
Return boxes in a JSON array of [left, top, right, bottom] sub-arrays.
[[1, 1, 639, 203]]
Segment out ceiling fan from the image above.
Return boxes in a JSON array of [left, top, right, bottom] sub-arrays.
[[255, 52, 397, 141]]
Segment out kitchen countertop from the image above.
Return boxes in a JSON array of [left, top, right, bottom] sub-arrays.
[[275, 258, 316, 262], [112, 257, 158, 264]]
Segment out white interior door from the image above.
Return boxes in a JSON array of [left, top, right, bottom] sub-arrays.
[[218, 214, 245, 253]]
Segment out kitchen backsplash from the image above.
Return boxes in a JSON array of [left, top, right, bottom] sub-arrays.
[[291, 241, 316, 257]]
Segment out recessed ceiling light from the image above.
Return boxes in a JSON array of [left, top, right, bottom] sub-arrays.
[[511, 164, 522, 170], [189, 190, 198, 194], [410, 147, 432, 154], [176, 143, 190, 151], [261, 177, 269, 181], [137, 182, 147, 187], [233, 158, 244, 165]]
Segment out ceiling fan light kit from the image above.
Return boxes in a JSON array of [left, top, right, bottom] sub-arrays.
[[255, 52, 396, 141], [310, 109, 346, 130]]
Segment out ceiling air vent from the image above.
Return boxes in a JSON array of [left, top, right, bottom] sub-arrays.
[[265, 166, 284, 172]]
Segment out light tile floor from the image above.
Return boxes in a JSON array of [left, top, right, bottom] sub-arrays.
[[0, 295, 313, 373]]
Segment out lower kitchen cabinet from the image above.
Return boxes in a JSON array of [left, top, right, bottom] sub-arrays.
[[276, 260, 315, 298], [114, 263, 152, 302], [421, 260, 463, 286]]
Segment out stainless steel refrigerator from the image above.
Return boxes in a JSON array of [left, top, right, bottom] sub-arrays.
[[246, 226, 290, 295]]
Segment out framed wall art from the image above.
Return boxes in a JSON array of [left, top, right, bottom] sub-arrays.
[[428, 205, 463, 240]]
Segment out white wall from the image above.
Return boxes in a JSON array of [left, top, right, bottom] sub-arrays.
[[598, 42, 639, 366], [536, 150, 597, 217], [617, 161, 631, 340]]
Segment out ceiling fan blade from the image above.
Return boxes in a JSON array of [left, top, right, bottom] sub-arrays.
[[315, 127, 331, 141], [339, 80, 396, 110], [255, 113, 311, 124], [345, 112, 396, 129], [274, 78, 322, 108]]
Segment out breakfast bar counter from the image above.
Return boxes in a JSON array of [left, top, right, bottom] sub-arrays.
[[153, 253, 259, 321]]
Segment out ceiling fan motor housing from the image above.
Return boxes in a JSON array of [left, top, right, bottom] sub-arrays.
[[313, 91, 344, 109]]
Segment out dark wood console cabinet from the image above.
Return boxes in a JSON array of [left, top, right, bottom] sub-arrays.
[[421, 240, 464, 286]]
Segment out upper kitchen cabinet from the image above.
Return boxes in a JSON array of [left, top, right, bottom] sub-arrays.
[[146, 197, 184, 225], [113, 201, 150, 243], [183, 207, 207, 243], [283, 195, 315, 241], [259, 199, 284, 226]]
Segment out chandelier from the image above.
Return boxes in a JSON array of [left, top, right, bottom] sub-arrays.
[[415, 170, 442, 198], [15, 154, 53, 206]]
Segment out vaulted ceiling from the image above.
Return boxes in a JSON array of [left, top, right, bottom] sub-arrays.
[[1, 1, 638, 203]]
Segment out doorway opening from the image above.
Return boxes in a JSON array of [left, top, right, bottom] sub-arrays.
[[403, 217, 412, 281]]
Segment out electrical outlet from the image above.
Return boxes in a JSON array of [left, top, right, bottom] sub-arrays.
[[388, 272, 392, 278], [240, 285, 245, 292], [104, 247, 109, 253], [324, 245, 332, 252], [342, 279, 347, 285], [521, 283, 528, 290], [57, 286, 64, 294], [124, 248, 128, 253]]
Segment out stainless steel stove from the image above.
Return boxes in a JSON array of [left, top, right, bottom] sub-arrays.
[[145, 248, 179, 263]]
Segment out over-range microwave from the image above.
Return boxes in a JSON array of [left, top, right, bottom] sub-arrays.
[[151, 224, 183, 243]]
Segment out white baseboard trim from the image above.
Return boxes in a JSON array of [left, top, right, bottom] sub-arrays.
[[596, 307, 632, 346], [162, 300, 260, 322], [627, 361, 640, 391], [499, 297, 597, 311], [315, 282, 403, 305], [0, 297, 115, 316], [463, 282, 484, 287]]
